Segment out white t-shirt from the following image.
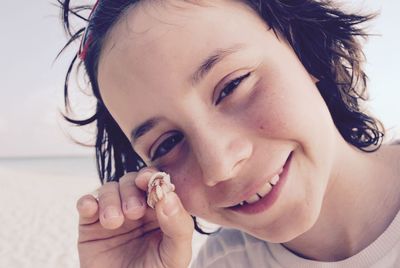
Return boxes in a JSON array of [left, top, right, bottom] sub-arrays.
[[191, 209, 400, 268]]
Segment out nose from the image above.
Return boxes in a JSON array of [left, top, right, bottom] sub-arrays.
[[188, 124, 253, 187]]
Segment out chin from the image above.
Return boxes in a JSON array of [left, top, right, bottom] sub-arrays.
[[250, 203, 321, 244]]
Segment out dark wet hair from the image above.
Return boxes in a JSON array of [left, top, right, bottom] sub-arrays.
[[58, 0, 383, 233]]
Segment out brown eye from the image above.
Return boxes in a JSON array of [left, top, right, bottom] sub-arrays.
[[215, 72, 251, 105], [151, 132, 184, 161]]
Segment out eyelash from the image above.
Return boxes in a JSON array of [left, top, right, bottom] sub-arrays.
[[150, 72, 251, 161], [151, 132, 184, 161], [215, 72, 251, 105]]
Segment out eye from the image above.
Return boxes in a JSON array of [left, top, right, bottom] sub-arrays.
[[215, 72, 251, 105], [151, 132, 184, 161]]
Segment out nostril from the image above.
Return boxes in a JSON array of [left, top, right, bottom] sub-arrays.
[[233, 158, 246, 172], [205, 180, 218, 187], [202, 149, 250, 187], [204, 174, 231, 187], [204, 172, 237, 187], [204, 176, 223, 187], [194, 132, 252, 187], [230, 139, 252, 172]]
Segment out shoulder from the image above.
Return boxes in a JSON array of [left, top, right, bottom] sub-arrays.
[[191, 228, 272, 268]]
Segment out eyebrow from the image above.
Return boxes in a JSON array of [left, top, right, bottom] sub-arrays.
[[191, 43, 245, 85], [131, 117, 161, 144], [131, 43, 245, 143]]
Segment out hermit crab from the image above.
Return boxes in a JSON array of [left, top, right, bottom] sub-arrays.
[[146, 172, 176, 209]]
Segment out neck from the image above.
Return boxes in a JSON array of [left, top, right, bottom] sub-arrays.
[[282, 139, 400, 261]]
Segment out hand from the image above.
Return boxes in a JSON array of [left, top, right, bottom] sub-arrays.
[[76, 169, 194, 268]]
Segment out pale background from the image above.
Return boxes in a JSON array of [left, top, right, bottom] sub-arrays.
[[0, 0, 398, 267], [0, 0, 399, 159]]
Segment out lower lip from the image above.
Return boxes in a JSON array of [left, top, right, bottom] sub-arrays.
[[229, 152, 292, 215]]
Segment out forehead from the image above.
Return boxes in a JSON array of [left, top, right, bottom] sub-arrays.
[[99, 0, 266, 78], [97, 0, 268, 135]]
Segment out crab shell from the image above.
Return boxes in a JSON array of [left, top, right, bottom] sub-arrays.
[[146, 172, 175, 209]]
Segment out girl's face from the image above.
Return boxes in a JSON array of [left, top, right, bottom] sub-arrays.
[[98, 0, 338, 243]]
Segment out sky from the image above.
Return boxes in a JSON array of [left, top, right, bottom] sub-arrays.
[[0, 0, 399, 158]]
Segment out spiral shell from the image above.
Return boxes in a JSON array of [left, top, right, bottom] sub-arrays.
[[146, 172, 175, 209]]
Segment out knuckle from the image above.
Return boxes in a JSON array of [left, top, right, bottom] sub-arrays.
[[138, 167, 158, 176], [137, 168, 158, 183], [119, 172, 137, 183], [106, 181, 119, 188], [98, 190, 118, 202], [99, 182, 119, 194], [119, 175, 135, 188]]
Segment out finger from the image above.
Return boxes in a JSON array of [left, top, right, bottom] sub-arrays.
[[98, 182, 124, 230], [77, 194, 99, 225], [135, 167, 159, 191], [155, 192, 194, 268], [119, 172, 147, 220]]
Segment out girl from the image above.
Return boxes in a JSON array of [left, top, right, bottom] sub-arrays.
[[59, 0, 400, 267]]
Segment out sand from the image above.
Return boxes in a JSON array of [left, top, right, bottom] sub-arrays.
[[0, 163, 207, 268]]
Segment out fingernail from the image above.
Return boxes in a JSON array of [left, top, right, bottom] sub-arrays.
[[140, 168, 155, 177], [125, 197, 144, 212], [78, 199, 91, 210], [162, 192, 180, 216], [104, 207, 121, 219]]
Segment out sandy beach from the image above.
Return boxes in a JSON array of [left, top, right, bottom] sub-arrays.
[[0, 158, 207, 268]]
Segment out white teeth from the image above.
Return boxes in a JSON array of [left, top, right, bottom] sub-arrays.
[[258, 181, 273, 197], [270, 174, 280, 186], [236, 173, 281, 207], [245, 194, 261, 204]]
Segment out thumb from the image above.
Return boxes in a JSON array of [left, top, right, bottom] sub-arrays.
[[155, 191, 194, 268]]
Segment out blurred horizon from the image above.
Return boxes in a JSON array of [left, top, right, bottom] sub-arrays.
[[0, 0, 399, 158], [0, 154, 94, 160]]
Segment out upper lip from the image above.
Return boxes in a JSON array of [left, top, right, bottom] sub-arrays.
[[222, 153, 290, 208]]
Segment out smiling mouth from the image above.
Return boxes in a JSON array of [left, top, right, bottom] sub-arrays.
[[233, 170, 282, 208], [229, 152, 292, 209]]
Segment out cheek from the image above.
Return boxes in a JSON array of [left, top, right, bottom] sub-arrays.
[[243, 78, 330, 142], [242, 84, 294, 137], [160, 158, 208, 215]]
